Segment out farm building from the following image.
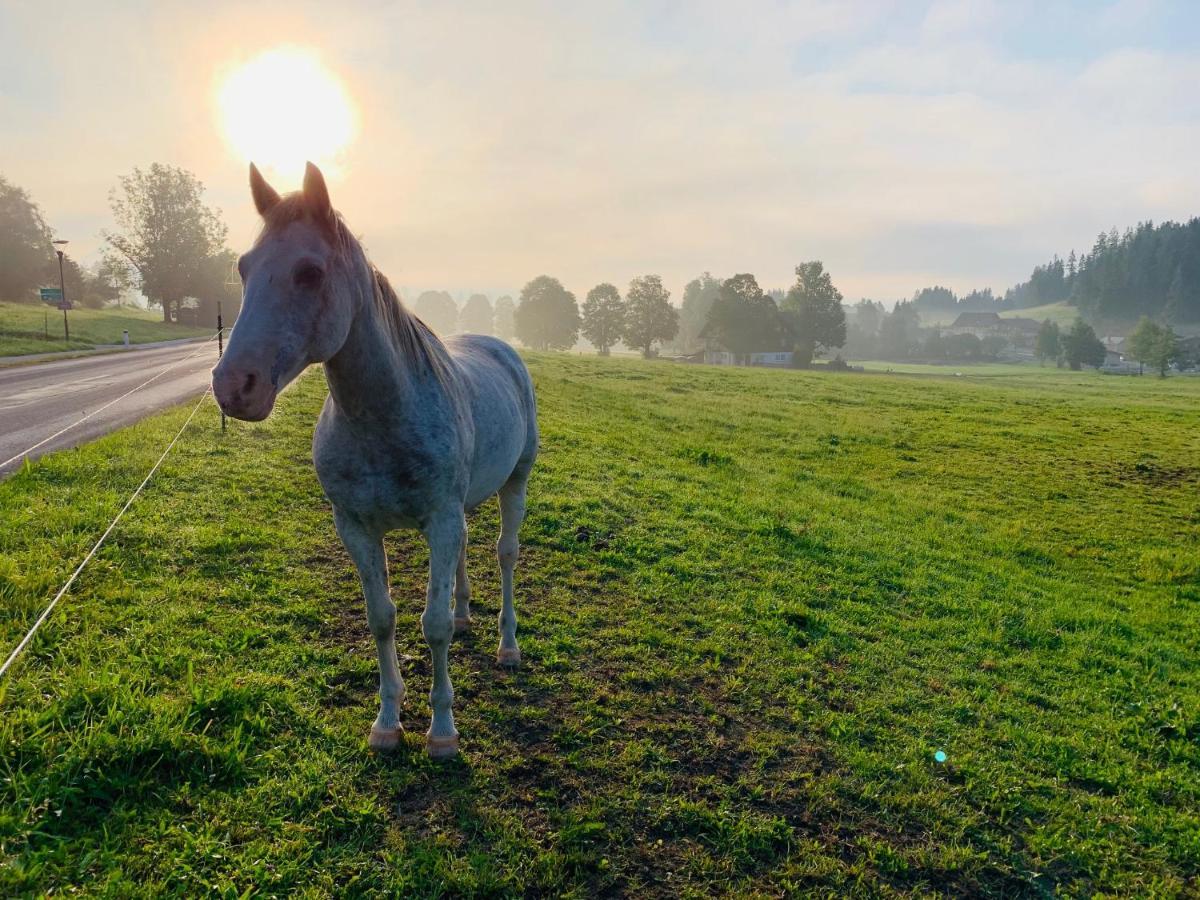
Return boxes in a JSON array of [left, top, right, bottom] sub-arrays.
[[946, 312, 1003, 337], [1101, 350, 1141, 374], [704, 350, 794, 367], [946, 313, 1041, 345]]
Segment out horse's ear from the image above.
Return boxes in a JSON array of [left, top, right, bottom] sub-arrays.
[[249, 162, 280, 216], [303, 161, 334, 224]]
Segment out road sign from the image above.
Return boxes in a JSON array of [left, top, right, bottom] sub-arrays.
[[40, 288, 63, 304]]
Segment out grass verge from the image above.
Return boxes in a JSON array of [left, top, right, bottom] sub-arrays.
[[0, 302, 212, 357]]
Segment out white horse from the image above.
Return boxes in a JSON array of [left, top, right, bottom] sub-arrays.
[[213, 162, 538, 758]]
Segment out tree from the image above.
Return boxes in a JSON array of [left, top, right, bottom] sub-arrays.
[[191, 249, 241, 327], [0, 176, 54, 302], [782, 261, 846, 367], [702, 274, 788, 360], [494, 295, 516, 342], [622, 275, 677, 358], [88, 255, 131, 307], [580, 282, 625, 355], [104, 164, 228, 322], [1163, 265, 1186, 324], [459, 293, 494, 334], [1126, 316, 1179, 377], [1034, 320, 1060, 365], [911, 285, 957, 312], [414, 290, 458, 334], [677, 273, 722, 352], [514, 276, 580, 351], [877, 300, 922, 358], [1061, 318, 1106, 370]]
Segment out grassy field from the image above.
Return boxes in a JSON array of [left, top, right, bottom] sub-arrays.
[[0, 355, 1197, 896], [916, 302, 1080, 329], [0, 302, 212, 357]]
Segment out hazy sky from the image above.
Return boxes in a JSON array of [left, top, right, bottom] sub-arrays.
[[2, 0, 1198, 304]]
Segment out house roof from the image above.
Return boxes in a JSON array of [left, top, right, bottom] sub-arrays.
[[1001, 317, 1041, 333], [949, 312, 1002, 328]]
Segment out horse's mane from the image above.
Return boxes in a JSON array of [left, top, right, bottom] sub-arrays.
[[369, 268, 455, 386], [255, 194, 454, 386]]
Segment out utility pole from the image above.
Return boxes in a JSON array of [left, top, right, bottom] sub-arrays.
[[52, 239, 70, 343]]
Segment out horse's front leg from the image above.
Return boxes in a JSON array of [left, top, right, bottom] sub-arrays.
[[422, 511, 465, 758], [335, 510, 406, 751], [453, 515, 472, 634]]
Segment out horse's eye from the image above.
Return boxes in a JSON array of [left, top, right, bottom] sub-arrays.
[[294, 262, 324, 289]]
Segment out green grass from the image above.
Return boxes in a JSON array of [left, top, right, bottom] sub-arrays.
[[848, 360, 1057, 377], [1, 355, 1197, 896], [1000, 301, 1079, 325], [0, 302, 211, 357]]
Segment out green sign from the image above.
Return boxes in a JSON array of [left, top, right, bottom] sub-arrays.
[[40, 287, 63, 303]]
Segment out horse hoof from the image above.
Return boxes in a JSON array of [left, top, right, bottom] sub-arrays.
[[369, 725, 404, 752], [426, 732, 459, 759], [496, 647, 521, 668], [453, 616, 472, 635]]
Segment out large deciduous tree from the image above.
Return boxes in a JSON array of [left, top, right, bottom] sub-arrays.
[[1126, 316, 1179, 377], [782, 261, 846, 367], [414, 290, 458, 334], [514, 276, 580, 351], [1061, 318, 1106, 370], [702, 273, 788, 361], [104, 164, 228, 323], [622, 275, 677, 358], [459, 293, 494, 334], [493, 295, 516, 342], [0, 176, 54, 302], [580, 282, 625, 355]]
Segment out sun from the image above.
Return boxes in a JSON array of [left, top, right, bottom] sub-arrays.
[[218, 47, 355, 182]]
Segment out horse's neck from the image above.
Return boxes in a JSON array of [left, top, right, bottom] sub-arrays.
[[324, 284, 436, 423]]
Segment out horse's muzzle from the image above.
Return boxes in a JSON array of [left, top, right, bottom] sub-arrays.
[[212, 364, 276, 421]]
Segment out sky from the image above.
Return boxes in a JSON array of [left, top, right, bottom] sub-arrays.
[[2, 0, 1198, 304]]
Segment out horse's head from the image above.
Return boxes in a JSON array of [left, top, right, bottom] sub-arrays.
[[213, 161, 358, 421]]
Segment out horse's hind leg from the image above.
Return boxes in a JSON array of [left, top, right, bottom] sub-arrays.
[[453, 515, 472, 634], [335, 510, 406, 752], [422, 511, 465, 758], [496, 473, 528, 668]]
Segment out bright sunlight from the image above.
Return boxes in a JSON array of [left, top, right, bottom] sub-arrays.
[[217, 47, 355, 181]]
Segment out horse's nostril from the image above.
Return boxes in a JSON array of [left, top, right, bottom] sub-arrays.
[[243, 372, 257, 393]]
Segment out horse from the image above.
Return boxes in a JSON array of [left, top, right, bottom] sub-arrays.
[[212, 162, 538, 758]]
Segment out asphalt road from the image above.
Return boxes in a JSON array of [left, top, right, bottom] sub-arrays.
[[0, 340, 219, 477]]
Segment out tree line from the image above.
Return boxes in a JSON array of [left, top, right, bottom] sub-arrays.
[[494, 263, 850, 365], [0, 167, 239, 325], [904, 219, 1200, 324]]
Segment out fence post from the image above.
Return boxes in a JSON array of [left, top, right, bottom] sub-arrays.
[[217, 302, 226, 434]]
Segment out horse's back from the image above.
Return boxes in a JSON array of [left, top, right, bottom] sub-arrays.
[[446, 334, 537, 503]]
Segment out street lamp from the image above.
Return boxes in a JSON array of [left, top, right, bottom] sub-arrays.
[[52, 238, 70, 343]]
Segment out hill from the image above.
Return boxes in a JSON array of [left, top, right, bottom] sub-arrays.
[[0, 355, 1196, 895]]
